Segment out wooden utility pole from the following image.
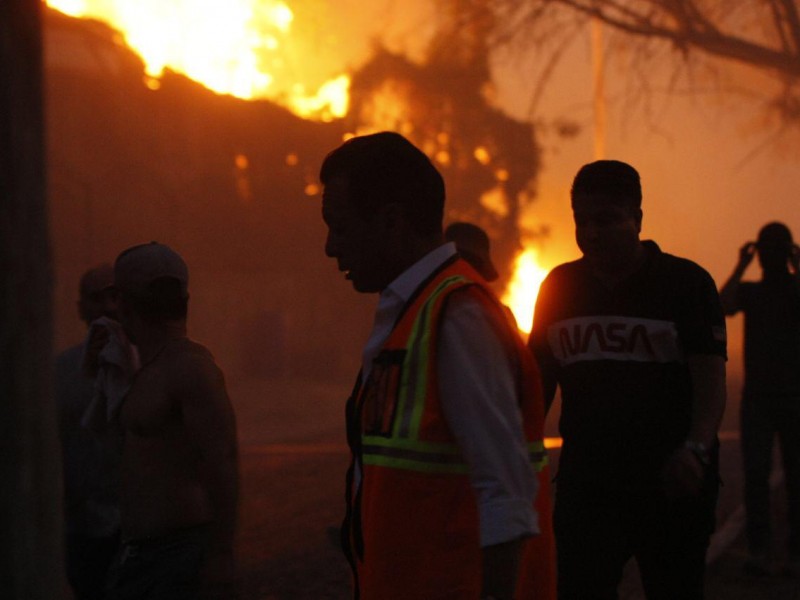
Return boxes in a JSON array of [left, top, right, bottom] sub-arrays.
[[0, 1, 65, 597]]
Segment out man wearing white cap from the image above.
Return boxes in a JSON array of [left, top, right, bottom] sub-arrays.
[[104, 242, 239, 600]]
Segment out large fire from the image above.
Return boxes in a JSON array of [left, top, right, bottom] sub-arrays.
[[45, 0, 553, 329], [45, 0, 349, 122], [502, 247, 549, 335]]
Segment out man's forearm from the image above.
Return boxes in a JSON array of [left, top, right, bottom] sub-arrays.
[[541, 369, 557, 415], [481, 537, 524, 600], [686, 355, 726, 447], [719, 270, 745, 315]]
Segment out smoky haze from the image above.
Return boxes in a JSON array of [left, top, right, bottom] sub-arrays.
[[40, 3, 800, 596], [46, 7, 373, 386], [46, 2, 800, 438], [45, 1, 538, 398], [492, 31, 800, 435]]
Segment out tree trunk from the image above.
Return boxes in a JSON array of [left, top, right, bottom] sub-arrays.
[[0, 1, 65, 597]]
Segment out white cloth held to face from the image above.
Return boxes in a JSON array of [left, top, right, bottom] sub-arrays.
[[81, 316, 140, 431]]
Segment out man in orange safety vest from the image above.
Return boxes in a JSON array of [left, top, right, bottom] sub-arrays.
[[319, 131, 555, 600]]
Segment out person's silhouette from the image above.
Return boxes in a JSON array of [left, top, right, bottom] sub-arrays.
[[721, 221, 800, 575], [530, 160, 727, 599], [55, 264, 121, 600], [444, 222, 499, 282]]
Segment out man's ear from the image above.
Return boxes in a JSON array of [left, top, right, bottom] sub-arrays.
[[382, 202, 406, 231], [634, 208, 643, 233]]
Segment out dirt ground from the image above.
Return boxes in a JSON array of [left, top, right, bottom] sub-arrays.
[[231, 377, 800, 600], [232, 378, 352, 599], [237, 448, 351, 599]]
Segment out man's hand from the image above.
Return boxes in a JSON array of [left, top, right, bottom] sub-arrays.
[[721, 245, 754, 314], [661, 446, 705, 500], [790, 243, 800, 274], [481, 538, 523, 600], [737, 241, 757, 271], [83, 323, 110, 376]]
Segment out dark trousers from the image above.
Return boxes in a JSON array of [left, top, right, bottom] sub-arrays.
[[105, 526, 208, 600], [741, 394, 800, 556], [554, 477, 718, 600], [66, 531, 120, 600]]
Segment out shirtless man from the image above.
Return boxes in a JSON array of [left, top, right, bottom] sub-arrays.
[[105, 242, 239, 600]]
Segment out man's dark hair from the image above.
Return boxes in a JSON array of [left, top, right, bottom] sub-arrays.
[[757, 221, 793, 253], [319, 131, 445, 236], [124, 277, 188, 322], [571, 160, 642, 209]]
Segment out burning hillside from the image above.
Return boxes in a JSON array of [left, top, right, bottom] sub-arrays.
[[45, 1, 548, 378], [46, 0, 349, 120]]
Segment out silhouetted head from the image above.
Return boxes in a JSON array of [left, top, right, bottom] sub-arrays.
[[113, 242, 189, 330], [320, 131, 445, 236], [570, 160, 643, 270], [571, 160, 642, 210], [78, 263, 117, 326], [756, 221, 793, 275], [444, 222, 498, 281], [320, 132, 445, 293]]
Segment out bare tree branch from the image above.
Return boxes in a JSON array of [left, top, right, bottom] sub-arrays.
[[767, 0, 800, 59], [486, 0, 800, 133], [548, 0, 800, 76]]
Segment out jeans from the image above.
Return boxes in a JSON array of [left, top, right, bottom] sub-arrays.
[[554, 474, 718, 600], [65, 531, 120, 600], [105, 526, 208, 600], [741, 393, 800, 557]]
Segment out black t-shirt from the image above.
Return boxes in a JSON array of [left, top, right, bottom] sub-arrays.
[[529, 241, 727, 485], [737, 276, 800, 396]]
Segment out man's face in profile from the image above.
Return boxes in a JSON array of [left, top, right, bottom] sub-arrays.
[[79, 267, 118, 325], [79, 288, 118, 324], [572, 193, 642, 269], [322, 176, 392, 294]]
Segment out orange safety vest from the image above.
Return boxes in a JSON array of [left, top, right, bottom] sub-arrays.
[[342, 257, 556, 599]]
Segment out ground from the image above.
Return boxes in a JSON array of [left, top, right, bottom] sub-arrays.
[[190, 378, 800, 598]]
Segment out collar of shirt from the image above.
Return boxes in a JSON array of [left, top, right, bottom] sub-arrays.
[[361, 242, 457, 380]]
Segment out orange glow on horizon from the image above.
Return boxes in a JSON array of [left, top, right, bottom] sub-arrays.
[[502, 247, 549, 334], [45, 0, 350, 122]]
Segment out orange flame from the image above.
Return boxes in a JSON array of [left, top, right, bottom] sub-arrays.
[[45, 0, 349, 122], [354, 80, 414, 136], [501, 247, 549, 334]]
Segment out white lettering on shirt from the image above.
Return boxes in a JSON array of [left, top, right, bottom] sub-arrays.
[[547, 316, 683, 366]]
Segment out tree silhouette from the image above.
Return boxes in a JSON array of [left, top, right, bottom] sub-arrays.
[[347, 0, 545, 280], [491, 0, 800, 127]]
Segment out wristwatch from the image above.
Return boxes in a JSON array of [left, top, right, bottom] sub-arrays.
[[683, 440, 711, 467]]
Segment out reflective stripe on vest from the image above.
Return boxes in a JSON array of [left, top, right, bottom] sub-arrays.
[[361, 274, 466, 473], [363, 438, 549, 474], [360, 273, 548, 475], [529, 440, 548, 472]]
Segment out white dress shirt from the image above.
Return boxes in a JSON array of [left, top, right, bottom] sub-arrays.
[[360, 243, 538, 547]]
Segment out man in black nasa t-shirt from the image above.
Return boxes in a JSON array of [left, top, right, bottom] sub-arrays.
[[529, 160, 727, 599]]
